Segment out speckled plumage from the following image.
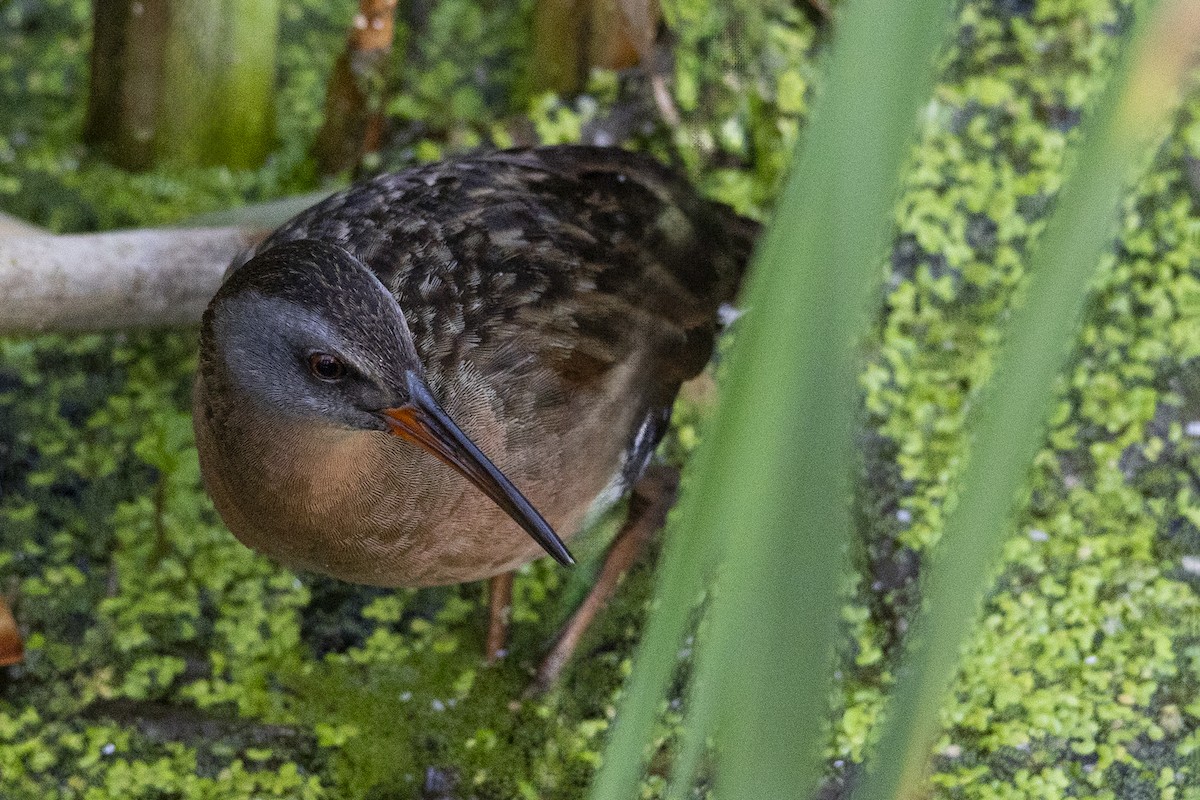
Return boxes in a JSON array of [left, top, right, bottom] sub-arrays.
[[195, 145, 756, 586]]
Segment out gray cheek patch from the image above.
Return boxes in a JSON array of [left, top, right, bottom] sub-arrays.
[[211, 293, 405, 434], [216, 294, 350, 417]]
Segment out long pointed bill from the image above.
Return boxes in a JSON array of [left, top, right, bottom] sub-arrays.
[[381, 374, 574, 567]]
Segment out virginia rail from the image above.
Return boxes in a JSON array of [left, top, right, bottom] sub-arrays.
[[194, 145, 755, 683]]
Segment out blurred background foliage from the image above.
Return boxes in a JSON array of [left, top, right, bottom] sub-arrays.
[[0, 0, 1199, 797]]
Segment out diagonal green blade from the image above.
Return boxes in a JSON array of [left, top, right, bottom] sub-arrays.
[[589, 0, 954, 796], [852, 3, 1189, 797]]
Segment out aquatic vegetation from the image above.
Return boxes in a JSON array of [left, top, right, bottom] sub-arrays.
[[1, 0, 1197, 797]]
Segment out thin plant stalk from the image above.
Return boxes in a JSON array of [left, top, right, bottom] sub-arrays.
[[852, 2, 1197, 797], [589, 0, 953, 796]]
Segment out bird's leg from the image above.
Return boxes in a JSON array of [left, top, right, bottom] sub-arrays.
[[529, 464, 680, 693], [485, 572, 514, 664]]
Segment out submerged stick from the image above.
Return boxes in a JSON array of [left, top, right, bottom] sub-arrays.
[[0, 226, 264, 334]]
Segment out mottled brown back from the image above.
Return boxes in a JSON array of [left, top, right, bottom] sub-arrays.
[[202, 146, 759, 584], [242, 146, 756, 411]]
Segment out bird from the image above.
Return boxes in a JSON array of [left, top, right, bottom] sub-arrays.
[[193, 145, 756, 680]]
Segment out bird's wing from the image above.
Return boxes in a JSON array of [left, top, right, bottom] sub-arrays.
[[252, 146, 757, 392]]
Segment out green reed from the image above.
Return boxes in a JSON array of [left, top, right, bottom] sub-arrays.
[[590, 1, 1186, 798]]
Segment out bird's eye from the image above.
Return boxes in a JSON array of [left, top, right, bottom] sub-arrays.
[[308, 353, 346, 381]]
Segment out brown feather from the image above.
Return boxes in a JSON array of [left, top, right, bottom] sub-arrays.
[[196, 146, 757, 586]]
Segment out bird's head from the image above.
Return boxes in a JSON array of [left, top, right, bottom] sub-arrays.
[[199, 238, 573, 566]]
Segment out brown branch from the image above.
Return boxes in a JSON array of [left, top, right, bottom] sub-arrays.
[[312, 0, 400, 176], [0, 591, 21, 667], [84, 0, 281, 171], [528, 0, 661, 96], [0, 226, 264, 334]]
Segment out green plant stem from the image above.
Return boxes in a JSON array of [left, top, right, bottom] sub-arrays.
[[159, 0, 281, 169], [589, 0, 953, 796], [850, 3, 1182, 797]]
